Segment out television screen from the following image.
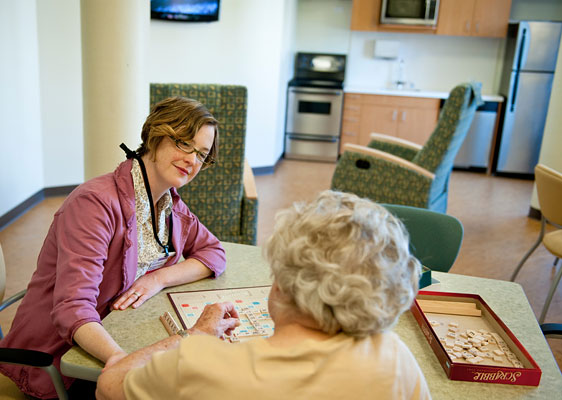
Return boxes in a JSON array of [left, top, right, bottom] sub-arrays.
[[151, 0, 220, 22]]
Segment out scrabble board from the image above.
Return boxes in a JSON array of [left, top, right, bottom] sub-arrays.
[[167, 286, 274, 343]]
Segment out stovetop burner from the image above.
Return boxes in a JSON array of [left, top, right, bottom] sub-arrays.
[[289, 53, 346, 90]]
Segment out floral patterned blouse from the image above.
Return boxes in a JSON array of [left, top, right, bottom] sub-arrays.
[[131, 159, 173, 280]]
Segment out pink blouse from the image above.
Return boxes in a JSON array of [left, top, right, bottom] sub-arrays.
[[0, 159, 225, 399]]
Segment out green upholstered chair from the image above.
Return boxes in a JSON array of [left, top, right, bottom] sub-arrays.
[[382, 204, 464, 273], [150, 84, 258, 245], [331, 82, 483, 213]]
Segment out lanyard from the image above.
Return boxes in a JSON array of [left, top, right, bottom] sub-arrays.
[[120, 143, 174, 256]]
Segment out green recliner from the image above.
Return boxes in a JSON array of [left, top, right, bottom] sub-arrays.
[[331, 82, 483, 213], [150, 83, 258, 245]]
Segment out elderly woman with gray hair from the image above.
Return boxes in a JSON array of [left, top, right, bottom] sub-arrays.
[[97, 190, 431, 400]]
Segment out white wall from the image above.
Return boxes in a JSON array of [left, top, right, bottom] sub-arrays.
[[0, 0, 43, 216], [149, 0, 296, 168], [346, 32, 505, 94], [36, 0, 83, 187], [295, 0, 352, 54]]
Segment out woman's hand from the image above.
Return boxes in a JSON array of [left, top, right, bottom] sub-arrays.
[[113, 259, 213, 311], [112, 273, 165, 310], [102, 351, 129, 372], [189, 302, 240, 337]]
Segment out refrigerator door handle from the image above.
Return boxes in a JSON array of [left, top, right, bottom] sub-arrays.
[[510, 28, 527, 112], [517, 27, 530, 72], [510, 72, 519, 112]]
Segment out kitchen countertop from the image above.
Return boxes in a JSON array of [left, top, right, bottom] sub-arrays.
[[344, 85, 504, 103]]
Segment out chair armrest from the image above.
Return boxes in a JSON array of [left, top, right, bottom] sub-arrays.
[[368, 133, 422, 161], [0, 348, 54, 368], [331, 145, 435, 209], [0, 289, 26, 312], [343, 144, 435, 180], [241, 158, 258, 245], [241, 196, 258, 246], [369, 133, 423, 151], [0, 348, 69, 399], [243, 159, 257, 200]]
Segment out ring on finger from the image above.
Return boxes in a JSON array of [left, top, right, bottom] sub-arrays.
[[132, 291, 141, 297]]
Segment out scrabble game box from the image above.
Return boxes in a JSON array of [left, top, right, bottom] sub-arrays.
[[411, 291, 542, 386]]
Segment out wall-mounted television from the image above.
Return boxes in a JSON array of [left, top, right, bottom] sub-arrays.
[[151, 0, 220, 22]]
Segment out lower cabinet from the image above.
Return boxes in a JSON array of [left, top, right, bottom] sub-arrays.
[[341, 93, 440, 152]]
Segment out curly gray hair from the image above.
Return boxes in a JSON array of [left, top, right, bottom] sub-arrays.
[[265, 190, 420, 338]]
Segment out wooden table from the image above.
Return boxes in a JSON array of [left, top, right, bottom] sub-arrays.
[[61, 242, 562, 398]]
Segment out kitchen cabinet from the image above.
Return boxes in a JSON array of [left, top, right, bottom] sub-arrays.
[[351, 0, 511, 38], [437, 0, 512, 38], [341, 93, 440, 152], [350, 0, 437, 34]]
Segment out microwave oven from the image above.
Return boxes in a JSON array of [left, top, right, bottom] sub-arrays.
[[380, 0, 440, 26]]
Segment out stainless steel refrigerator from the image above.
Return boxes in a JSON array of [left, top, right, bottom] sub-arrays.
[[496, 21, 562, 174]]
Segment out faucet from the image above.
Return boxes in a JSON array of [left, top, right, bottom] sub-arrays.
[[394, 58, 406, 90]]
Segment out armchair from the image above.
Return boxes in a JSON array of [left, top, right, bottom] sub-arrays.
[[150, 84, 258, 245], [331, 82, 483, 213]]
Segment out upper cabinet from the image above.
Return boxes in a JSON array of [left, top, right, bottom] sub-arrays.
[[351, 0, 512, 38], [437, 0, 512, 38]]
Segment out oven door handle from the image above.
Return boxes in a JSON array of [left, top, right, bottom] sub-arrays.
[[289, 89, 342, 96], [288, 134, 339, 143]]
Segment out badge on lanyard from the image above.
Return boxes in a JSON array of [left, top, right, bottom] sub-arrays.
[[146, 251, 177, 273]]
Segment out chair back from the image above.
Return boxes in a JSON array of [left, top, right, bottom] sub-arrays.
[[412, 82, 483, 211], [150, 84, 256, 244], [535, 164, 562, 227], [382, 204, 464, 272]]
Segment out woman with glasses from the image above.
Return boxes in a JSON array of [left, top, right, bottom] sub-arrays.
[[0, 97, 225, 399]]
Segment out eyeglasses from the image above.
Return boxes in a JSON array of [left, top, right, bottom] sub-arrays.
[[169, 136, 215, 166]]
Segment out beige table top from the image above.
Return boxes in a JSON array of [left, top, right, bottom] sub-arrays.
[[61, 242, 562, 398]]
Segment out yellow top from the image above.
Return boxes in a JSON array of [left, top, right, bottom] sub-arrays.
[[124, 331, 431, 400]]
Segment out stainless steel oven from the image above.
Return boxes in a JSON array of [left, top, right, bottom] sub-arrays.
[[286, 87, 343, 137], [284, 53, 346, 162]]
